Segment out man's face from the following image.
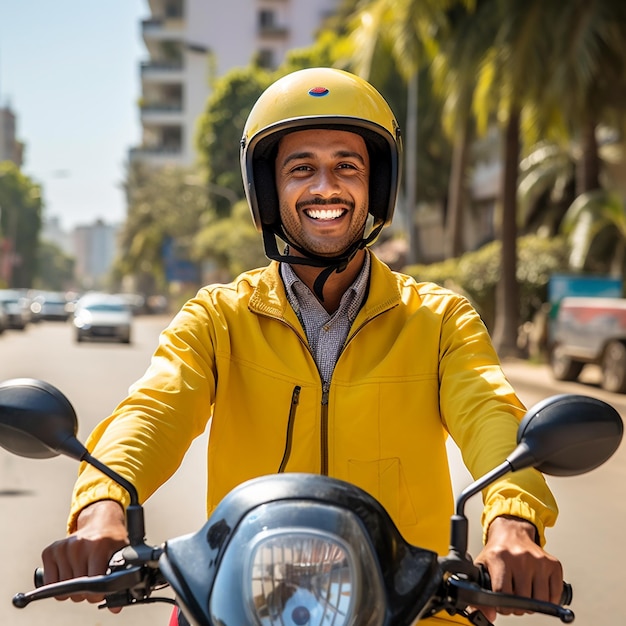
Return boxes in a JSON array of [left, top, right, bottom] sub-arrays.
[[275, 129, 370, 257]]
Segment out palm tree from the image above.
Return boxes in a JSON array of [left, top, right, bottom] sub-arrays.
[[469, 0, 626, 355], [540, 3, 626, 196], [344, 0, 470, 263]]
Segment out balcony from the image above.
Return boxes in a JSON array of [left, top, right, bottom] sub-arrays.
[[140, 103, 184, 126], [141, 60, 184, 84], [142, 16, 185, 45], [258, 23, 289, 38], [258, 10, 288, 39], [147, 0, 184, 18], [129, 145, 184, 167]]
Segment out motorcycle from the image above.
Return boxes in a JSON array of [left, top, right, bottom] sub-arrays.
[[0, 377, 623, 625]]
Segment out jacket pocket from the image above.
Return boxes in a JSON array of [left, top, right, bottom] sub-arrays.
[[347, 457, 417, 527]]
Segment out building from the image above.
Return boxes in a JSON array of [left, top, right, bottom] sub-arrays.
[[73, 220, 120, 290], [130, 0, 339, 167], [0, 104, 24, 166], [42, 216, 74, 257]]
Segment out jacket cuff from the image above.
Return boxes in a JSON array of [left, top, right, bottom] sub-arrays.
[[481, 495, 549, 547], [67, 482, 130, 534]]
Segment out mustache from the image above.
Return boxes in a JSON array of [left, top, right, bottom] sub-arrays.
[[296, 197, 355, 211]]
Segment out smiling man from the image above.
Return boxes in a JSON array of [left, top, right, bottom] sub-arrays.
[[42, 68, 562, 625]]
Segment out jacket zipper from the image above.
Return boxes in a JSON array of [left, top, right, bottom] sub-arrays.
[[278, 385, 301, 473], [320, 381, 330, 475], [268, 312, 387, 477]]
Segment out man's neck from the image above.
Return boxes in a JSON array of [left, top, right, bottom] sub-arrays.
[[287, 249, 367, 314]]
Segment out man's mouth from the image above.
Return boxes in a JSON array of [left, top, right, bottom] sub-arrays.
[[303, 207, 347, 221]]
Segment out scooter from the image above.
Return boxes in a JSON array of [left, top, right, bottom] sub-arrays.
[[0, 378, 622, 625]]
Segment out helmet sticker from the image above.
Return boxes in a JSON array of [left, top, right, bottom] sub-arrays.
[[308, 86, 330, 97]]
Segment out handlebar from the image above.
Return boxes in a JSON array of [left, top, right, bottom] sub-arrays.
[[28, 562, 575, 624], [24, 544, 170, 611], [477, 565, 573, 607], [14, 567, 146, 608]]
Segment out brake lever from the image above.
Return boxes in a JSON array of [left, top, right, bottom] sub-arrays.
[[446, 576, 575, 624], [13, 566, 145, 608]]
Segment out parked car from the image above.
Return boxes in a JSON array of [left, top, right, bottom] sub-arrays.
[[550, 296, 626, 393], [30, 291, 71, 322], [73, 294, 133, 344], [0, 289, 31, 329], [0, 301, 8, 334]]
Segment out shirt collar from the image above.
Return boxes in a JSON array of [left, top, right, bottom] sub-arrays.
[[280, 250, 371, 321]]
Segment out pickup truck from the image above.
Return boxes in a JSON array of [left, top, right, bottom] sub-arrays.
[[550, 296, 626, 393]]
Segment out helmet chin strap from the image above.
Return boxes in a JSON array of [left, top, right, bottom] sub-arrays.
[[262, 219, 384, 301]]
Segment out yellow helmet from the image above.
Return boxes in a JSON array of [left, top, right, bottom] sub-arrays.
[[240, 67, 402, 237]]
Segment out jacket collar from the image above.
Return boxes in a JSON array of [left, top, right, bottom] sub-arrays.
[[249, 254, 401, 323]]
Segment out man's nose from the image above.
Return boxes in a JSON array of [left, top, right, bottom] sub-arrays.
[[309, 169, 340, 197]]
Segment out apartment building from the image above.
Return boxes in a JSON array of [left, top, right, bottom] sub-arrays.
[[73, 220, 120, 290], [130, 0, 339, 167]]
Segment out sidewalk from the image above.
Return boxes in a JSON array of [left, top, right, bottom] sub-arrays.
[[500, 357, 554, 391], [501, 357, 604, 395]]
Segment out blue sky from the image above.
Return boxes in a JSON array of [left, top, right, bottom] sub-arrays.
[[0, 1, 148, 229]]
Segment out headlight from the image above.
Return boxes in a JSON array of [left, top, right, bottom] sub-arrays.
[[73, 311, 92, 329], [247, 529, 354, 625], [209, 501, 386, 626]]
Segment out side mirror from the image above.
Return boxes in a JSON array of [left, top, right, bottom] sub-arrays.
[[509, 394, 624, 476], [448, 393, 623, 559], [0, 377, 146, 546], [0, 378, 86, 460]]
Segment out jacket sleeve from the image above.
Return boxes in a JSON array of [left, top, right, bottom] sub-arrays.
[[437, 293, 558, 546], [67, 294, 218, 533]]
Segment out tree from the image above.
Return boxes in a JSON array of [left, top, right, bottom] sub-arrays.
[[35, 240, 75, 291], [342, 0, 464, 261], [560, 189, 626, 276], [192, 199, 267, 277], [116, 162, 208, 294], [537, 2, 626, 196], [195, 66, 273, 218], [0, 161, 42, 288], [476, 1, 626, 354]]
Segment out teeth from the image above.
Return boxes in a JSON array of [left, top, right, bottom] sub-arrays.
[[305, 208, 345, 220]]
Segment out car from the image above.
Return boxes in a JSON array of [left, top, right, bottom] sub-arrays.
[[31, 291, 71, 322], [73, 294, 133, 344], [0, 301, 8, 334], [550, 296, 626, 393], [0, 289, 31, 329]]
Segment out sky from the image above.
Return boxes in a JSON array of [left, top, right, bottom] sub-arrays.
[[0, 1, 148, 230]]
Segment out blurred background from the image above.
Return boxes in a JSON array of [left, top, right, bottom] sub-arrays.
[[0, 0, 625, 358], [1, 0, 626, 623]]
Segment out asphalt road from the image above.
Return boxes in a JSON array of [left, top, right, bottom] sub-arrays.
[[0, 316, 624, 625]]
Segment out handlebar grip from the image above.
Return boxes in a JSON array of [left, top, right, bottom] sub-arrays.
[[479, 566, 572, 606], [34, 568, 44, 588], [560, 582, 573, 606]]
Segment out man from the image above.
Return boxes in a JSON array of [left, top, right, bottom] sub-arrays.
[[42, 68, 561, 624]]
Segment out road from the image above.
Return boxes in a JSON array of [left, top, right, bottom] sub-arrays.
[[0, 317, 624, 625]]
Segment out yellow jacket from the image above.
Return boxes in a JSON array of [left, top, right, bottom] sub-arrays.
[[70, 255, 557, 561]]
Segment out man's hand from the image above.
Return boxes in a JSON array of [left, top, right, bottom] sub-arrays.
[[41, 500, 129, 608], [474, 515, 563, 622]]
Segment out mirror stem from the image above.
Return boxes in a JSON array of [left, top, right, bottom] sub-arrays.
[[83, 452, 146, 547], [450, 460, 512, 557]]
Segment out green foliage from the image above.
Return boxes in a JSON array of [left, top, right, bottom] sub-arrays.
[[560, 189, 626, 273], [117, 163, 209, 293], [404, 234, 569, 328], [192, 200, 267, 277], [35, 240, 74, 291], [0, 161, 43, 288], [195, 66, 273, 217]]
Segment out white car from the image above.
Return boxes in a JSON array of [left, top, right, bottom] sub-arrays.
[[73, 294, 133, 344]]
